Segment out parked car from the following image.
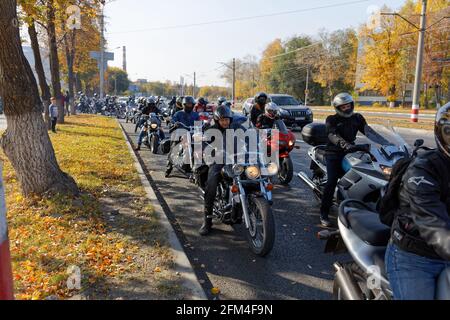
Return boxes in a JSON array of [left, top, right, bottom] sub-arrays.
[[269, 94, 313, 130]]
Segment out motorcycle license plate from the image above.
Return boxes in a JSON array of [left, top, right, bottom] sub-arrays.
[[295, 117, 305, 121]]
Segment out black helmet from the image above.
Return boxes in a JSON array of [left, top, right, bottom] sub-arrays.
[[197, 97, 208, 106], [217, 97, 227, 106], [183, 96, 195, 112], [213, 105, 233, 122], [333, 92, 354, 118], [435, 102, 450, 160], [147, 97, 156, 106], [255, 92, 268, 106], [176, 96, 184, 108]]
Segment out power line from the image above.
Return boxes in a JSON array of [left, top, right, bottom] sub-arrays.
[[106, 0, 371, 34]]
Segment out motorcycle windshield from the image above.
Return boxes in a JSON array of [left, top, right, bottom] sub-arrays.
[[362, 124, 408, 148], [357, 123, 410, 161]]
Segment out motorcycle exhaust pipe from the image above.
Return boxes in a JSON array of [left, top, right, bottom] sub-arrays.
[[333, 262, 364, 300], [297, 171, 322, 195]]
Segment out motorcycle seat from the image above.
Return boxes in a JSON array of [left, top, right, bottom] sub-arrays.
[[347, 210, 390, 246], [315, 146, 327, 165]]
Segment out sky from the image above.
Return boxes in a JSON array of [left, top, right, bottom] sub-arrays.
[[104, 0, 408, 87]]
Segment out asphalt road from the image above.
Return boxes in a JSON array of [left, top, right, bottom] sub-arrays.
[[312, 108, 436, 120], [120, 118, 434, 300]]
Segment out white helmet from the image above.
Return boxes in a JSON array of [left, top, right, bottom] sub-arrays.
[[333, 92, 354, 118], [265, 102, 280, 119]]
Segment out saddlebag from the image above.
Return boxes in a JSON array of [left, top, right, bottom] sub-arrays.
[[301, 123, 328, 146]]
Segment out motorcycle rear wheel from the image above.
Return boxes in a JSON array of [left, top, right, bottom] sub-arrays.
[[246, 197, 275, 257]]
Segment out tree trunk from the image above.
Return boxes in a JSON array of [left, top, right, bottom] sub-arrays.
[[28, 20, 52, 130], [0, 0, 78, 196], [47, 0, 64, 124], [63, 28, 77, 116]]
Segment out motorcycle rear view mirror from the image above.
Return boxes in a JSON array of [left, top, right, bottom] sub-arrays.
[[414, 139, 424, 148]]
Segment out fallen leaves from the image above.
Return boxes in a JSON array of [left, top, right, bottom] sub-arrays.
[[3, 115, 157, 300]]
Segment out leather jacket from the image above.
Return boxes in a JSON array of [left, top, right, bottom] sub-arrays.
[[392, 150, 450, 260]]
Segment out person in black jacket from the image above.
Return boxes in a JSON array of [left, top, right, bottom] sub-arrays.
[[199, 105, 246, 236], [135, 97, 163, 151], [385, 102, 450, 300], [250, 92, 268, 127], [255, 102, 280, 129], [320, 93, 387, 227]]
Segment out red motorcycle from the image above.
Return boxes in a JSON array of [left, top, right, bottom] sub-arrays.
[[265, 119, 297, 185]]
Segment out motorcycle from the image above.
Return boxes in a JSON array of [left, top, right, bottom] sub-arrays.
[[298, 123, 410, 209], [263, 119, 297, 185], [142, 113, 163, 154], [318, 199, 450, 300], [166, 122, 202, 177]]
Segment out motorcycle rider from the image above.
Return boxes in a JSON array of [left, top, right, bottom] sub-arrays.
[[135, 97, 164, 151], [250, 92, 268, 127], [170, 96, 184, 117], [217, 96, 227, 107], [199, 105, 246, 236], [165, 96, 200, 177], [320, 92, 389, 227], [256, 102, 280, 129], [194, 97, 209, 113], [385, 102, 450, 300]]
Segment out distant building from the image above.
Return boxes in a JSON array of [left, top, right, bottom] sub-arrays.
[[136, 79, 148, 84], [22, 46, 52, 90]]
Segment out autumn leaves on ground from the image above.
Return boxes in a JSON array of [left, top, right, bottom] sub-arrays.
[[0, 115, 184, 300]]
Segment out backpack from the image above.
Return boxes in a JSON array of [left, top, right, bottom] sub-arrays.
[[379, 151, 449, 227], [378, 157, 414, 226]]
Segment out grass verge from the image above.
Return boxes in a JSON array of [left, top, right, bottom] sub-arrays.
[[0, 115, 183, 300]]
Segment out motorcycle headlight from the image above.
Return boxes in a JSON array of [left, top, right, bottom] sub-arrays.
[[245, 166, 261, 180], [380, 165, 392, 177], [150, 123, 158, 129], [267, 162, 278, 176], [232, 164, 244, 176], [288, 140, 295, 147]]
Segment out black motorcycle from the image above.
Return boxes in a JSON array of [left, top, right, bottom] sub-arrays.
[[142, 113, 163, 154]]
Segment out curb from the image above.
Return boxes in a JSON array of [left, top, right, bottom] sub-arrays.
[[117, 120, 207, 300]]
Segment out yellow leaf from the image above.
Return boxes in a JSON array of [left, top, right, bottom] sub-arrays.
[[153, 267, 161, 273], [211, 287, 220, 295]]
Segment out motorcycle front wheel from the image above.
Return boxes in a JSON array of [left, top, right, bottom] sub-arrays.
[[151, 135, 159, 154], [278, 157, 294, 185], [246, 197, 275, 257]]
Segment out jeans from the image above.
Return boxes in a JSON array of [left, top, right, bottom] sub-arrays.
[[51, 117, 57, 132], [204, 164, 224, 218], [385, 243, 450, 300], [320, 153, 345, 218]]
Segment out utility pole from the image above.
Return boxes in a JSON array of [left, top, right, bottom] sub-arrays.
[[232, 58, 236, 105], [99, 3, 105, 99], [381, 0, 431, 122], [122, 46, 127, 72], [305, 66, 310, 107], [411, 0, 427, 123], [193, 72, 196, 98]]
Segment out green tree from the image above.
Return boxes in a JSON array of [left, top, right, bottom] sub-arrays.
[[106, 67, 130, 95]]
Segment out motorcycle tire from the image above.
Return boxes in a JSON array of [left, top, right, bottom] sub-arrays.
[[278, 157, 294, 185], [151, 135, 159, 154], [246, 197, 275, 257]]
